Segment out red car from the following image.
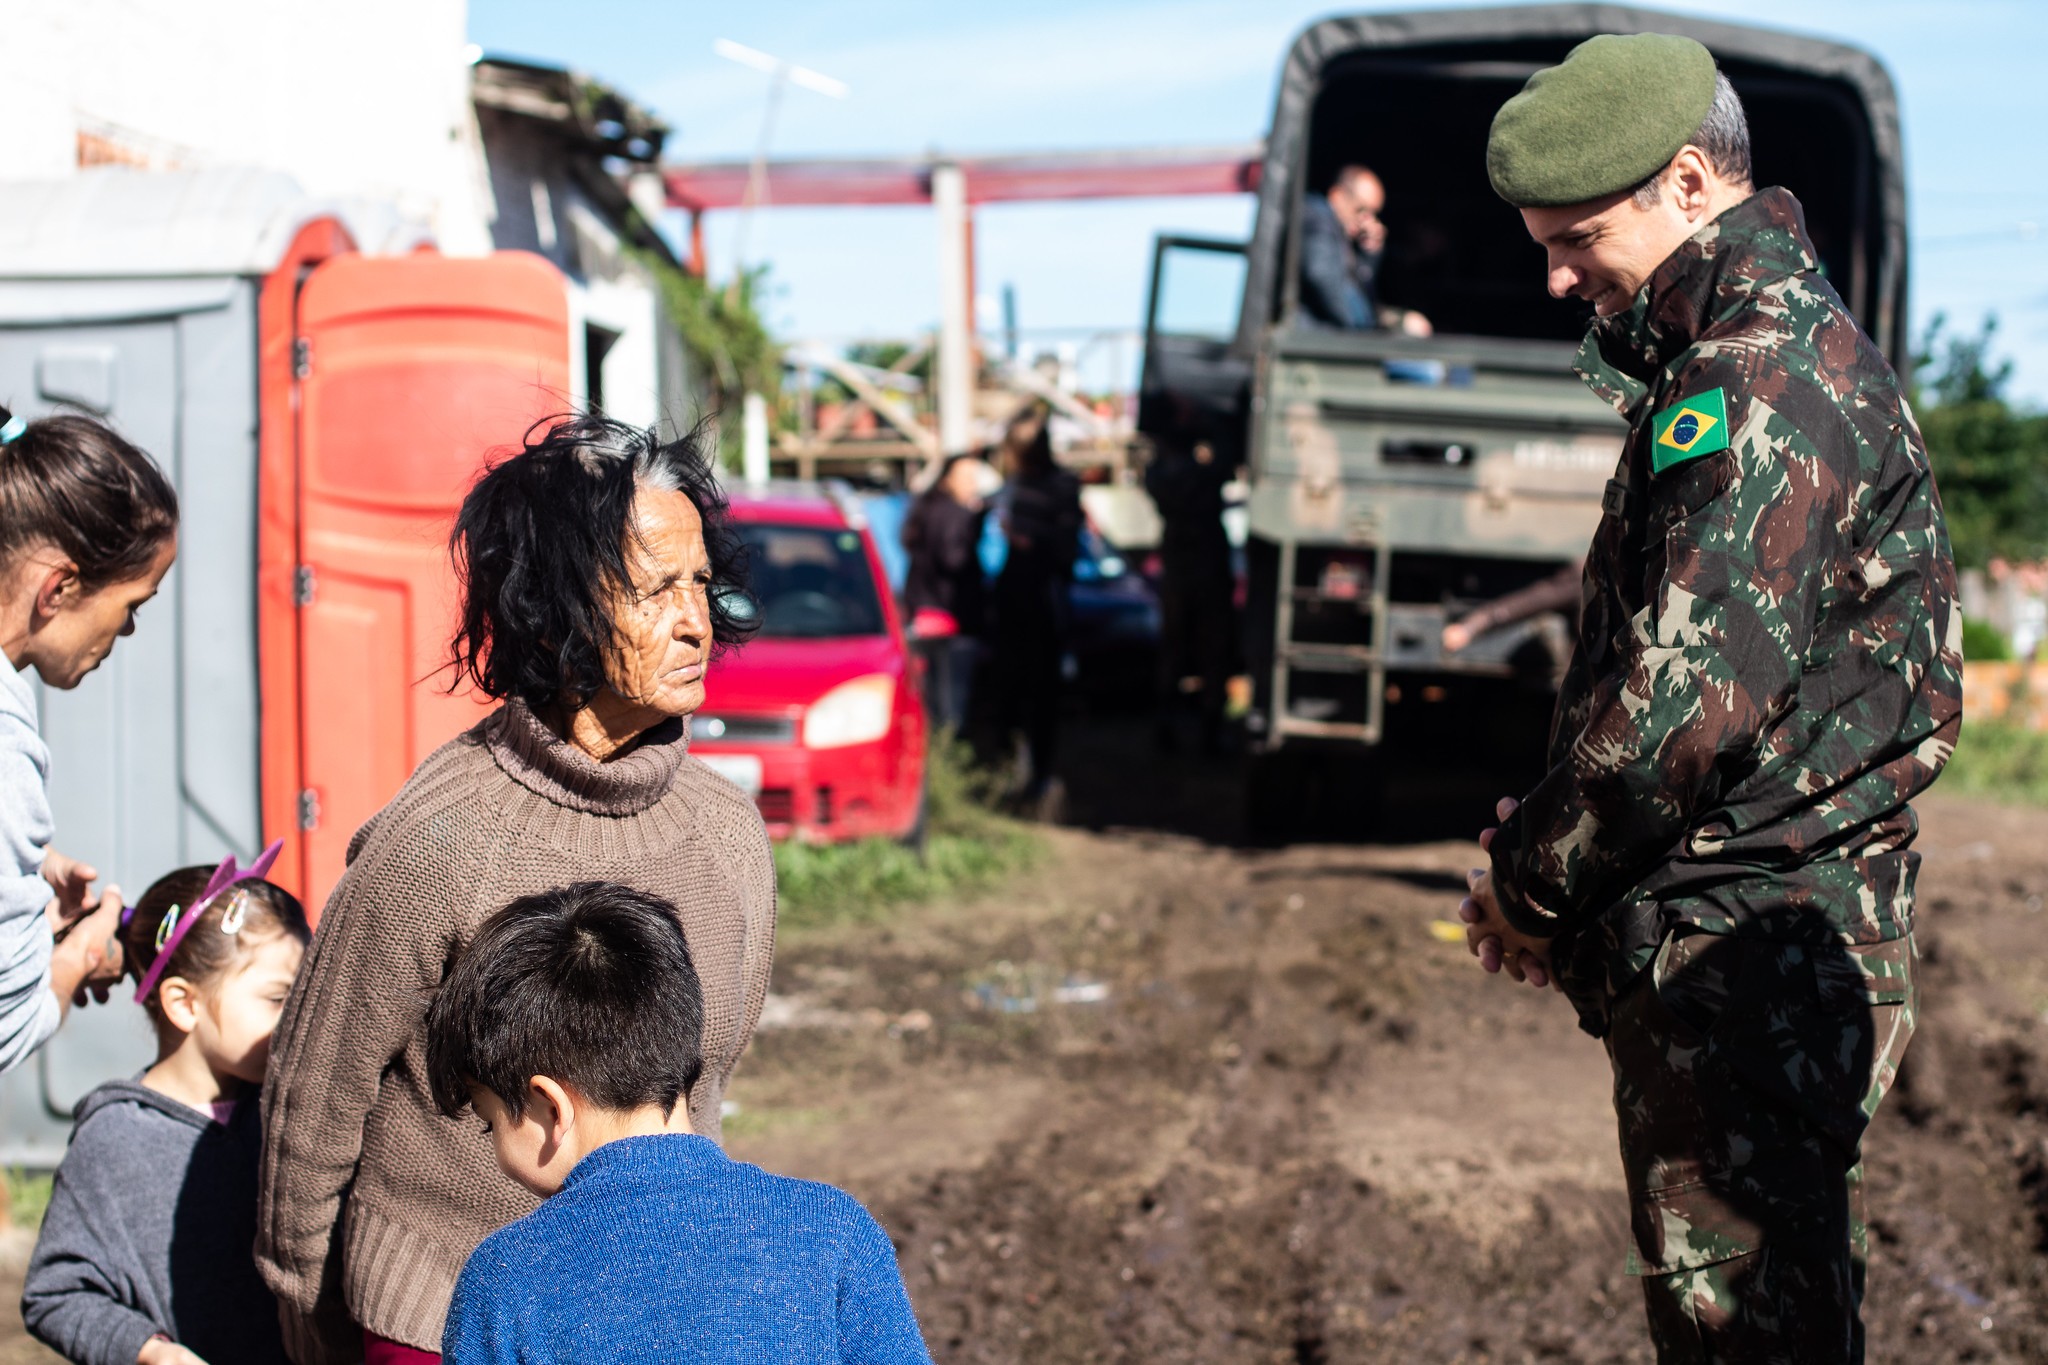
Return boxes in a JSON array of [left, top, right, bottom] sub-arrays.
[[692, 482, 928, 843]]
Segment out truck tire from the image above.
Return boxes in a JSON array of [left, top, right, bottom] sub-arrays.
[[1244, 747, 1385, 844], [1243, 749, 1312, 844]]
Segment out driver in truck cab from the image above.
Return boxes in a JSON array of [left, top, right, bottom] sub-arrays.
[[1297, 164, 1432, 336]]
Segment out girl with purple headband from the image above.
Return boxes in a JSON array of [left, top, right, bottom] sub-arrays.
[[22, 843, 307, 1365]]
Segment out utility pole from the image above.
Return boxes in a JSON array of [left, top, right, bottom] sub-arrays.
[[712, 40, 849, 272], [712, 38, 847, 482]]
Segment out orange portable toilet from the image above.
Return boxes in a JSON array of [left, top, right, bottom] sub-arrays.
[[262, 242, 571, 906]]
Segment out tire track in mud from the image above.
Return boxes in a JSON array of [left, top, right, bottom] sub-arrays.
[[733, 797, 2048, 1363], [886, 859, 1371, 1363], [787, 834, 1648, 1363]]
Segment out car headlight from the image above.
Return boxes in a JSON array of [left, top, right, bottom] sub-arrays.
[[802, 674, 895, 749]]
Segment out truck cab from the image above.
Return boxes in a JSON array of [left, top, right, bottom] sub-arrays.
[[1136, 5, 1907, 830]]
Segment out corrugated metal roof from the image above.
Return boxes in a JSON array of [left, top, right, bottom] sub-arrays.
[[0, 167, 425, 278]]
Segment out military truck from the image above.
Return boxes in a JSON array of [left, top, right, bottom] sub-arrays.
[[1135, 4, 1907, 832]]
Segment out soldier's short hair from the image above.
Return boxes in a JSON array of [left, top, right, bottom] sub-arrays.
[[1632, 71, 1753, 208]]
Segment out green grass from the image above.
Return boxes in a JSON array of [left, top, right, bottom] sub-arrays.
[[721, 1104, 838, 1141], [6, 1168, 51, 1229], [1942, 718, 2048, 805], [772, 736, 1040, 931]]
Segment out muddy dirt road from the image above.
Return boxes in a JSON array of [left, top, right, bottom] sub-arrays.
[[0, 723, 2041, 1363], [728, 733, 2048, 1362]]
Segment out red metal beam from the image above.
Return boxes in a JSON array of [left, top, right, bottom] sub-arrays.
[[665, 145, 1263, 211]]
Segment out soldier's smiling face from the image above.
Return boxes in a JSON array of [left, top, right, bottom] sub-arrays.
[[1521, 188, 1687, 317], [1519, 147, 1750, 319]]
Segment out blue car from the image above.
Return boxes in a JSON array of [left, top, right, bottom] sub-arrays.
[[858, 487, 1161, 705]]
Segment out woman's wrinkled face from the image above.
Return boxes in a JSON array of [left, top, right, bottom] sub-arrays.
[[604, 486, 713, 720]]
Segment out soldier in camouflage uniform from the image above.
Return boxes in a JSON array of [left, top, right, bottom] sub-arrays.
[[1457, 33, 1963, 1362]]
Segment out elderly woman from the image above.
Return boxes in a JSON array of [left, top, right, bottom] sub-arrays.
[[256, 417, 775, 1365]]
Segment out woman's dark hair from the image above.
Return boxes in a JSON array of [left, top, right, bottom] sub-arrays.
[[447, 414, 753, 710], [425, 881, 704, 1120], [1003, 404, 1056, 479], [0, 407, 179, 590], [123, 867, 309, 1029], [903, 453, 976, 555]]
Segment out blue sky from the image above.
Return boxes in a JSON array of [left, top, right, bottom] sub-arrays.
[[470, 0, 2048, 401]]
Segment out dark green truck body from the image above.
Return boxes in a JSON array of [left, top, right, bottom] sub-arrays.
[[1135, 5, 1906, 787]]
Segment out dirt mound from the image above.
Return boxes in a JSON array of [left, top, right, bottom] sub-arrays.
[[0, 787, 2037, 1363], [733, 796, 2048, 1362]]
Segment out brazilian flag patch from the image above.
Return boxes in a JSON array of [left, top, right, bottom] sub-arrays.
[[1651, 387, 1730, 474]]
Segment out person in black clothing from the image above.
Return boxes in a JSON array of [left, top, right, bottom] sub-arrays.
[[901, 454, 991, 732], [990, 408, 1082, 809], [1144, 439, 1236, 753]]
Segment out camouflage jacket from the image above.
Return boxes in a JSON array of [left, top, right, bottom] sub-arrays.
[[1486, 188, 1963, 1032]]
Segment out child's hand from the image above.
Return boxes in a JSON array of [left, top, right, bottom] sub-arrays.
[[137, 1337, 210, 1365]]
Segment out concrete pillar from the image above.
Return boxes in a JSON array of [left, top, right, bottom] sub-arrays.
[[742, 391, 771, 484], [932, 161, 973, 459]]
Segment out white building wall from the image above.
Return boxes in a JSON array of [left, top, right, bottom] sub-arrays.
[[581, 274, 663, 429], [0, 0, 493, 254]]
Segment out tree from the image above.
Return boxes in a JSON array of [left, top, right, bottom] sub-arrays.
[[1914, 315, 2048, 568], [631, 245, 781, 465]]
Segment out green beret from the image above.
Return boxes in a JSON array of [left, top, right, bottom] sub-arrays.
[[1487, 33, 1718, 208]]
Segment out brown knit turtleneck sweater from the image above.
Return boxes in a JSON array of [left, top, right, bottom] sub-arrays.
[[256, 700, 776, 1363]]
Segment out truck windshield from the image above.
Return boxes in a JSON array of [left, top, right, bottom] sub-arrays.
[[737, 523, 886, 639]]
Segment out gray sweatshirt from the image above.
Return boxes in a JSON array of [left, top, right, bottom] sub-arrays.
[[23, 1080, 288, 1365], [0, 654, 59, 1072]]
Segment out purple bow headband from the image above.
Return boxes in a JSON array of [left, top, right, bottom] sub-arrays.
[[123, 840, 283, 1003]]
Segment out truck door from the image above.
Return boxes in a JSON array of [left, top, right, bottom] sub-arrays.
[[287, 252, 569, 909], [1136, 235, 1252, 465]]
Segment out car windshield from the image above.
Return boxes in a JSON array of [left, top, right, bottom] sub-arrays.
[[738, 522, 886, 639]]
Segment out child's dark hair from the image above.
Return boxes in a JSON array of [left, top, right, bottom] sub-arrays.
[[0, 405, 179, 590], [426, 882, 704, 1121], [123, 868, 309, 1025]]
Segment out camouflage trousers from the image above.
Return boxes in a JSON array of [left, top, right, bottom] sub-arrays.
[[1604, 927, 1916, 1364]]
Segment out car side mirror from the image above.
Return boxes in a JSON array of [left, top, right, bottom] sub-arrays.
[[910, 607, 959, 639]]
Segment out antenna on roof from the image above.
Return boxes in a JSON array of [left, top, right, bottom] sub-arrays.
[[713, 39, 850, 272]]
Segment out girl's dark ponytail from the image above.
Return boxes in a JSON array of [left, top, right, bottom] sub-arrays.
[[0, 404, 178, 590]]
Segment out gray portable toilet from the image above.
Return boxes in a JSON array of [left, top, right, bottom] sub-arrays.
[[0, 165, 569, 1162], [0, 169, 406, 1163]]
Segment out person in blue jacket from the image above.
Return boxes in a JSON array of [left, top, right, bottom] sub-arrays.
[[428, 881, 932, 1365]]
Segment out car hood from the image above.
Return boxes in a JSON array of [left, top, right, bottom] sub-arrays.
[[704, 634, 904, 712]]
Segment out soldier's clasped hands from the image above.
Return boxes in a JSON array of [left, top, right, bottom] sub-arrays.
[[1459, 796, 1556, 989]]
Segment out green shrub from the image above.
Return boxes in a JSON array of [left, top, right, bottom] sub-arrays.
[[772, 735, 1039, 931], [1942, 718, 2048, 805], [1962, 616, 2013, 662], [6, 1168, 51, 1228]]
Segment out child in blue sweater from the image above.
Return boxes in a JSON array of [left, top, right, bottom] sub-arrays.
[[426, 881, 932, 1365]]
